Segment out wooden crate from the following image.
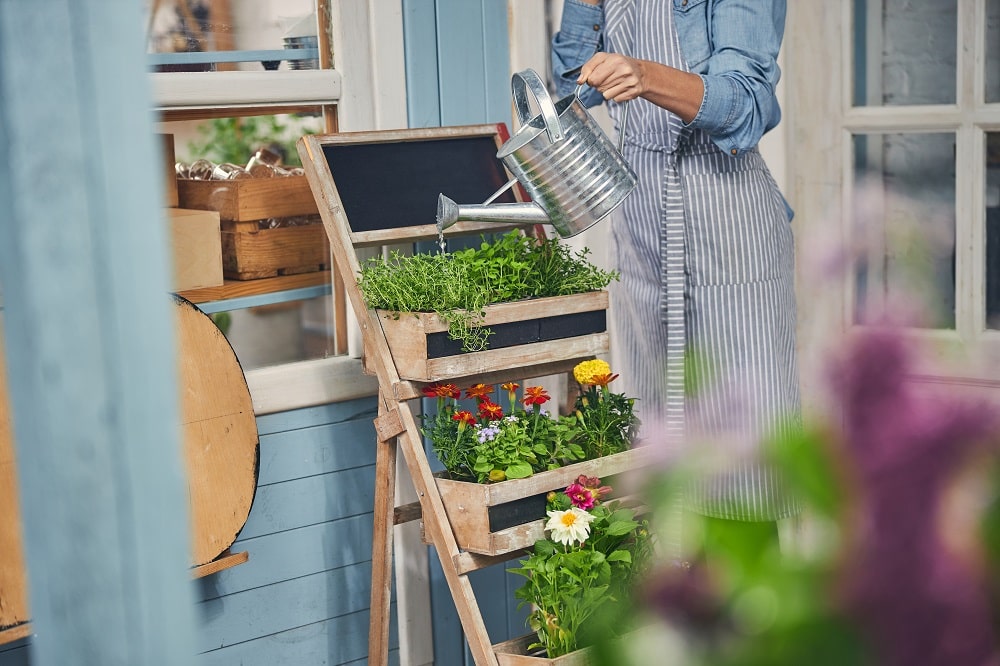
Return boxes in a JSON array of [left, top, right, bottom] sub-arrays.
[[221, 220, 329, 280], [178, 176, 327, 280], [177, 175, 318, 222], [377, 291, 610, 383], [435, 447, 649, 556], [167, 208, 223, 291]]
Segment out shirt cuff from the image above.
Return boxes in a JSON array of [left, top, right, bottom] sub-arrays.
[[687, 74, 743, 155]]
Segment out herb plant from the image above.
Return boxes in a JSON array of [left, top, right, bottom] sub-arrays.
[[357, 231, 619, 352]]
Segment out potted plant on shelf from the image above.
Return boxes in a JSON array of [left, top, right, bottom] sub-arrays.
[[357, 231, 619, 382], [423, 360, 648, 556], [494, 477, 654, 665]]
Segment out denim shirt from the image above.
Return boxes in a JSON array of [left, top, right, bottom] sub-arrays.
[[551, 0, 786, 156]]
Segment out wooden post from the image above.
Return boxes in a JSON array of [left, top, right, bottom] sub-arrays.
[[0, 1, 197, 664]]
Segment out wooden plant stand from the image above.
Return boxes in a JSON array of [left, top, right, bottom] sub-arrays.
[[299, 125, 643, 666]]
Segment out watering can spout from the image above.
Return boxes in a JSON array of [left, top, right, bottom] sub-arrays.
[[436, 194, 551, 235]]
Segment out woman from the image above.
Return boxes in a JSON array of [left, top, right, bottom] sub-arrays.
[[552, 0, 800, 541]]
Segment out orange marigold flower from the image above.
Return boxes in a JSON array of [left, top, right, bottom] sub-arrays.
[[465, 383, 493, 401], [589, 373, 619, 387], [523, 386, 551, 406], [501, 382, 519, 392], [451, 410, 476, 426], [478, 400, 503, 421]]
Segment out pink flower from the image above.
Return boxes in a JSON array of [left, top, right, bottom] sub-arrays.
[[565, 483, 596, 510]]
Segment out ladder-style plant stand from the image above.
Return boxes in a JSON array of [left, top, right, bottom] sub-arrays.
[[298, 125, 643, 666]]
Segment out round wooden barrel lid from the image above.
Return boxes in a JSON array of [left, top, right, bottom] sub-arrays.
[[0, 326, 30, 632], [173, 295, 259, 567]]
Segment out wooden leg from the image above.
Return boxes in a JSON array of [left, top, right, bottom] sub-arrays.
[[368, 394, 398, 666]]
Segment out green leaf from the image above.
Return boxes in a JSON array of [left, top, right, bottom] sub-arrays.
[[505, 462, 533, 479]]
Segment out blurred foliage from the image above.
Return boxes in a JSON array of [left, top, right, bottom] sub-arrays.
[[589, 329, 1000, 666], [187, 115, 310, 166]]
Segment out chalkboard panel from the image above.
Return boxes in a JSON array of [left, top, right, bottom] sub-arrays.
[[321, 135, 517, 234]]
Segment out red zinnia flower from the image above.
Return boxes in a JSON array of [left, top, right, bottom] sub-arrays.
[[423, 383, 461, 399], [523, 386, 551, 406], [478, 400, 503, 421], [465, 383, 493, 402]]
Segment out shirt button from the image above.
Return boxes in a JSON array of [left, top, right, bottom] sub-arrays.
[[593, 24, 600, 31], [681, 0, 688, 5], [730, 148, 738, 155]]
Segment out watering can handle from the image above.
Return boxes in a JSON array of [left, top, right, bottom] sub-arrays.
[[512, 69, 564, 144], [573, 83, 631, 156]]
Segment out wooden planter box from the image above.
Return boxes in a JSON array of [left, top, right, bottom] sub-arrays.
[[435, 447, 649, 556], [377, 291, 609, 382], [493, 634, 594, 666], [177, 176, 328, 280]]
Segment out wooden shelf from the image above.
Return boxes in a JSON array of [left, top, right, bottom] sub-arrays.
[[191, 549, 249, 579], [0, 622, 32, 646], [176, 271, 331, 306]]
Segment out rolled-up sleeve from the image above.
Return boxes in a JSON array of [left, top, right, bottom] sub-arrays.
[[551, 0, 605, 107], [685, 0, 785, 156]]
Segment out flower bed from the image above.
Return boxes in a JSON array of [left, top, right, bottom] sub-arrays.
[[422, 360, 646, 555]]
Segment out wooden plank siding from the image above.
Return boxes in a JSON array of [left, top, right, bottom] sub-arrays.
[[0, 397, 399, 666], [194, 397, 398, 665]]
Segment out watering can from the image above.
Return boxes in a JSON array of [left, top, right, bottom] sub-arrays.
[[436, 68, 636, 238]]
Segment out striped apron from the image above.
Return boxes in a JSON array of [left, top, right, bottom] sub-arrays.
[[604, 0, 800, 522]]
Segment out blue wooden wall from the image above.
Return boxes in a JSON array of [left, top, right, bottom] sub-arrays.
[[0, 397, 396, 666]]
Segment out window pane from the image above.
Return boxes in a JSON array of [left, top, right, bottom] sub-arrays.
[[146, 0, 319, 72], [988, 0, 1000, 103], [853, 0, 957, 106], [213, 295, 337, 371], [988, 133, 1000, 329], [852, 133, 956, 328]]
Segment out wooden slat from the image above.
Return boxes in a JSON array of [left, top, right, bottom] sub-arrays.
[[237, 467, 376, 541], [177, 176, 319, 222], [159, 105, 327, 123], [0, 624, 31, 648], [493, 634, 592, 666], [378, 291, 608, 335], [454, 549, 530, 576], [176, 270, 331, 304], [191, 550, 248, 579], [420, 333, 608, 384], [196, 606, 398, 666], [221, 224, 329, 280], [196, 563, 375, 653], [392, 501, 422, 525], [349, 221, 526, 248], [373, 408, 405, 442], [369, 396, 398, 666]]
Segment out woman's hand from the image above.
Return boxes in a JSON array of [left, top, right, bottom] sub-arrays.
[[578, 51, 705, 124], [578, 52, 645, 103]]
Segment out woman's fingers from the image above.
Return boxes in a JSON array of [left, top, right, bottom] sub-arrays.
[[578, 53, 642, 101]]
